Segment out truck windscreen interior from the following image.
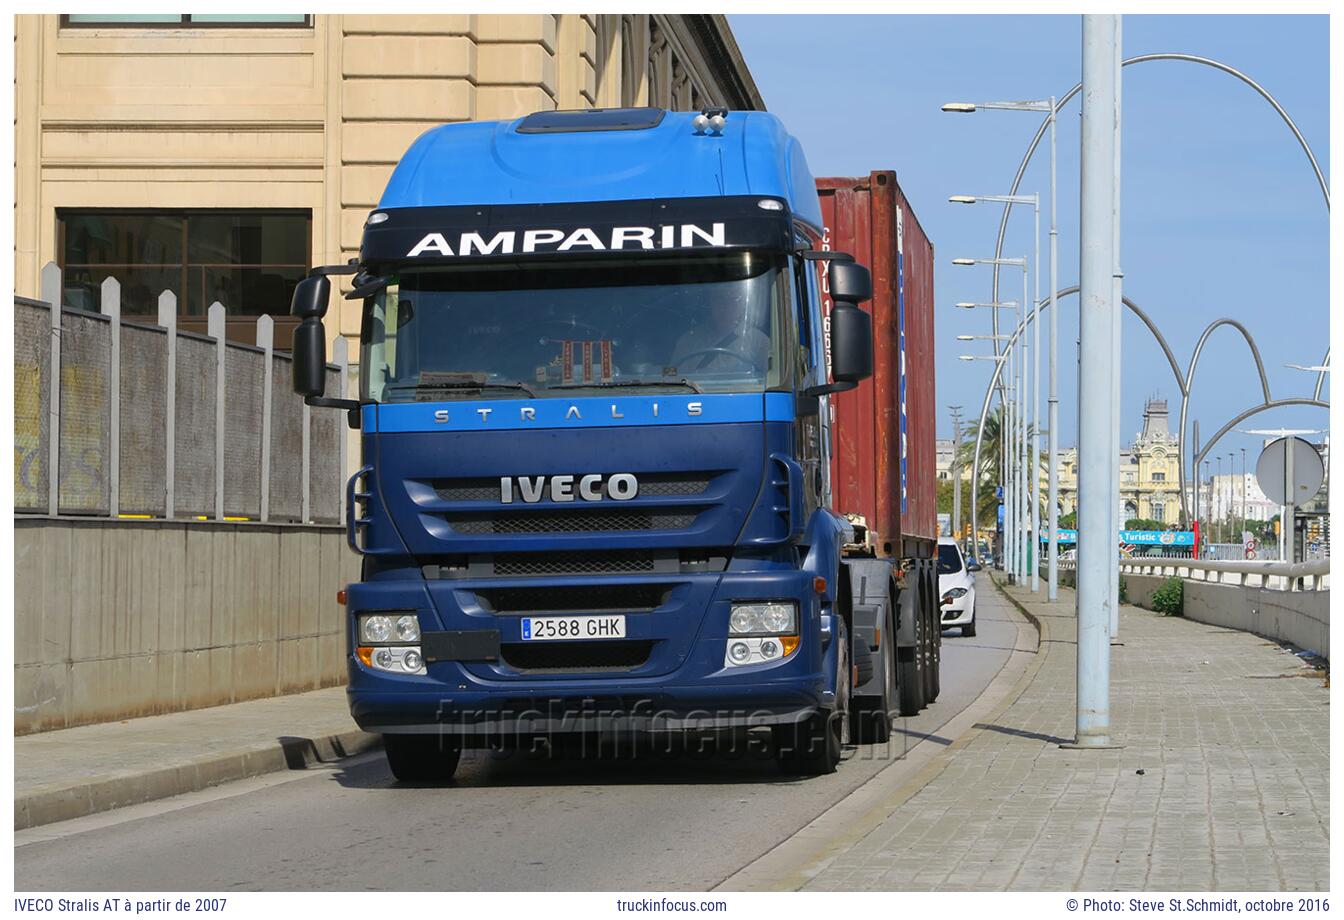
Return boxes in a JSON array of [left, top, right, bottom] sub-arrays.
[[359, 251, 791, 402]]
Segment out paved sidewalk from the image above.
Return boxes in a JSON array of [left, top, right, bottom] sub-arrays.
[[15, 686, 375, 829], [797, 578, 1330, 891]]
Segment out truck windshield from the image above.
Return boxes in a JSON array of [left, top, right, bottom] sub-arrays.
[[359, 251, 791, 403]]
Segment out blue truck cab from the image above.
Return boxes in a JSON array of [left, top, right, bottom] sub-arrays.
[[290, 107, 894, 781]]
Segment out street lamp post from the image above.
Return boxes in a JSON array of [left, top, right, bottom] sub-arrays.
[[959, 349, 1012, 570], [1241, 447, 1247, 539], [954, 256, 1029, 583], [1073, 13, 1120, 748], [951, 194, 1042, 591], [1216, 454, 1224, 543], [949, 405, 964, 549], [942, 98, 1060, 599]]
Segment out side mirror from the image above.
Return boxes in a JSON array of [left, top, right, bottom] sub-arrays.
[[292, 317, 327, 398], [830, 261, 872, 304], [967, 561, 983, 572], [830, 303, 873, 384], [290, 275, 331, 320]]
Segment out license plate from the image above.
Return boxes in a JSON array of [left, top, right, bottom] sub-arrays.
[[521, 615, 627, 641]]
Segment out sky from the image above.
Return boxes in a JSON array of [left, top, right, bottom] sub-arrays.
[[729, 14, 1330, 478]]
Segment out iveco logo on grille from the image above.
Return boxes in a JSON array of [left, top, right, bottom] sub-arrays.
[[500, 473, 639, 504]]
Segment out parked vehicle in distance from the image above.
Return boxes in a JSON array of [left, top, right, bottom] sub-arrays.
[[938, 536, 978, 637]]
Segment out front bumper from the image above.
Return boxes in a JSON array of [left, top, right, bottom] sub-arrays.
[[940, 597, 975, 627], [345, 568, 830, 734]]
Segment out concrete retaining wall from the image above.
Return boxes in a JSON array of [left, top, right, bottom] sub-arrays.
[[1060, 567, 1329, 660], [14, 517, 360, 734]]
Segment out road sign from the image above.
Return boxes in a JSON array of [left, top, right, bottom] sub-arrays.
[[1256, 436, 1324, 505]]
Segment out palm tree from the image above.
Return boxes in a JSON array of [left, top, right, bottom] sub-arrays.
[[955, 405, 1052, 526]]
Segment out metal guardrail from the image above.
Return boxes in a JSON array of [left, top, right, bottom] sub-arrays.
[[1058, 557, 1329, 592]]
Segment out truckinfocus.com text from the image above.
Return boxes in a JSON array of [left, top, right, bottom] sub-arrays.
[[615, 898, 729, 912]]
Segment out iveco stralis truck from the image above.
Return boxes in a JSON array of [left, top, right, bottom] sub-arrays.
[[291, 106, 940, 782]]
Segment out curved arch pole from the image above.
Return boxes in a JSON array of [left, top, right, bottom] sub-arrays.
[[1176, 318, 1275, 524], [967, 286, 1187, 551], [988, 52, 1330, 318], [1191, 397, 1329, 490]]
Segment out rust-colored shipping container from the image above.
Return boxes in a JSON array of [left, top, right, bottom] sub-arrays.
[[818, 171, 937, 559]]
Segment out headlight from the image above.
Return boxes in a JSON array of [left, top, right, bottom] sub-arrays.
[[360, 615, 393, 643], [728, 602, 797, 635], [359, 611, 419, 644], [356, 644, 427, 676], [729, 608, 757, 634], [395, 614, 420, 642], [942, 587, 968, 601]]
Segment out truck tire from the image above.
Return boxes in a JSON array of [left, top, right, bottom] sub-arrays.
[[924, 565, 940, 705], [853, 604, 896, 744], [897, 586, 926, 717], [776, 616, 849, 775], [384, 733, 462, 783]]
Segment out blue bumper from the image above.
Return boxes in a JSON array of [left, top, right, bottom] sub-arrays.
[[345, 568, 830, 735]]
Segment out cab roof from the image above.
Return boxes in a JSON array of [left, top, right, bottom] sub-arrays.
[[377, 108, 823, 234]]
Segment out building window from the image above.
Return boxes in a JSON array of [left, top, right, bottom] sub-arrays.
[[1152, 471, 1166, 481], [1152, 501, 1165, 520], [61, 14, 311, 28], [58, 209, 310, 323]]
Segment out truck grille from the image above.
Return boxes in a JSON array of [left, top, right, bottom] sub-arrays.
[[493, 551, 656, 577], [499, 640, 655, 673], [447, 509, 696, 535], [474, 583, 672, 614]]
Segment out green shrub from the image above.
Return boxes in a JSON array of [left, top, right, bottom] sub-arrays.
[[1118, 574, 1127, 603], [1150, 576, 1184, 616]]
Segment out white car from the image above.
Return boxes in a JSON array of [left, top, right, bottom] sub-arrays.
[[938, 537, 979, 637]]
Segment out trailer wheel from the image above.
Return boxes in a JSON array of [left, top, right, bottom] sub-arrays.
[[776, 616, 848, 775], [897, 585, 926, 717], [384, 733, 462, 783], [853, 603, 896, 744], [923, 564, 940, 705], [930, 564, 940, 698]]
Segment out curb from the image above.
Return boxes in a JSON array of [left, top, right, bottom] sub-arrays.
[[15, 729, 381, 831], [989, 570, 1049, 642], [718, 581, 1048, 890]]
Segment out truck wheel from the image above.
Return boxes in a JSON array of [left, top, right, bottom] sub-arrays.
[[384, 733, 462, 783], [923, 566, 940, 704], [853, 605, 896, 744], [897, 592, 925, 717], [776, 616, 849, 775]]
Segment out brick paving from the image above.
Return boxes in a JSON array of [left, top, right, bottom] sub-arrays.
[[803, 578, 1329, 891]]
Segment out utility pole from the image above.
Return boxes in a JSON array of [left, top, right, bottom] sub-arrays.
[[1070, 12, 1120, 749], [1108, 24, 1123, 638], [1046, 94, 1061, 601], [950, 406, 965, 549]]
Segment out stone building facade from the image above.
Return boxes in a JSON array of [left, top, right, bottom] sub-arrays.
[[13, 14, 762, 347]]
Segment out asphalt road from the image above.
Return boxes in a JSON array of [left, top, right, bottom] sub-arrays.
[[16, 585, 1023, 892]]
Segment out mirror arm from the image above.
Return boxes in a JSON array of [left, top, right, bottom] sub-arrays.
[[305, 396, 363, 430], [310, 260, 360, 277], [802, 381, 858, 398], [796, 250, 855, 263]]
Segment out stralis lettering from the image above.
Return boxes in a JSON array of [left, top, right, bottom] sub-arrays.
[[406, 223, 726, 258]]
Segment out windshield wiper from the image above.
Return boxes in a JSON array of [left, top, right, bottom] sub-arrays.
[[387, 380, 538, 397], [548, 378, 703, 394]]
